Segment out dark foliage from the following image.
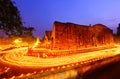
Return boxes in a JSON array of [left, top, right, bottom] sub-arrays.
[[117, 24, 120, 36], [0, 0, 35, 37]]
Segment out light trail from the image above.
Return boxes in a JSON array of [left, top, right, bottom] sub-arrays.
[[0, 45, 120, 68]]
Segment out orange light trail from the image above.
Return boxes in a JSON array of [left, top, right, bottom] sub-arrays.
[[32, 37, 40, 48], [0, 45, 120, 68]]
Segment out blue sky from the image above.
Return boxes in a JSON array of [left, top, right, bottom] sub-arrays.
[[13, 0, 120, 37]]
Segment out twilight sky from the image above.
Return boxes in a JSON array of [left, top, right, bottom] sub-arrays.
[[13, 0, 120, 37]]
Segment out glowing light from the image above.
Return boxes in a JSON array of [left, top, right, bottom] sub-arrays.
[[1, 45, 120, 69], [47, 42, 50, 45], [71, 64, 74, 66], [43, 53, 48, 58], [57, 66, 60, 70], [0, 46, 2, 50], [62, 65, 66, 69], [40, 70, 43, 73], [33, 71, 36, 74], [51, 68, 55, 71], [13, 38, 22, 44], [10, 76, 15, 79], [75, 63, 79, 66], [33, 37, 40, 48], [19, 74, 24, 78], [46, 69, 49, 72], [26, 73, 31, 76], [67, 65, 70, 67], [4, 67, 10, 72]]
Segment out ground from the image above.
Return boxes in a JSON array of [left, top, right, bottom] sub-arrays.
[[0, 45, 120, 78]]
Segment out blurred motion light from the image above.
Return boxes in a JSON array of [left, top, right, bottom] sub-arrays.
[[14, 39, 22, 44]]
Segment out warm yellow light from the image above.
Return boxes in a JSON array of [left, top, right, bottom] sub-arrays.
[[47, 42, 50, 45], [14, 39, 22, 44], [33, 37, 40, 48], [0, 46, 2, 50]]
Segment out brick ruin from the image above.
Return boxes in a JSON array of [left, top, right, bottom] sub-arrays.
[[48, 21, 114, 50], [36, 21, 114, 50], [28, 21, 114, 57]]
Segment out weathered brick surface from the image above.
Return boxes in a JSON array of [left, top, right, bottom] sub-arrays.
[[50, 21, 114, 50]]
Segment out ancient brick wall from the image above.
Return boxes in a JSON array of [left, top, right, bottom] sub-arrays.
[[50, 21, 114, 50]]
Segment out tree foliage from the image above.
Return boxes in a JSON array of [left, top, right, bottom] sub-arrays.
[[117, 24, 120, 36], [23, 27, 35, 37], [0, 0, 35, 37]]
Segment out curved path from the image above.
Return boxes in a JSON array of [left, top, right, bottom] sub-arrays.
[[0, 46, 120, 68]]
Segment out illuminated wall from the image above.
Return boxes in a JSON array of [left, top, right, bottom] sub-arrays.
[[50, 21, 114, 50]]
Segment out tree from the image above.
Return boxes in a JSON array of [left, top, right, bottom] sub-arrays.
[[117, 24, 120, 36], [23, 27, 35, 37], [22, 27, 35, 44], [0, 0, 24, 36]]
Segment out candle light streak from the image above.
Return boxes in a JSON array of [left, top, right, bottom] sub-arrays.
[[0, 45, 120, 79], [0, 45, 120, 68]]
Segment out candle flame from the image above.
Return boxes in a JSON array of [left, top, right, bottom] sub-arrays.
[[33, 37, 40, 48]]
